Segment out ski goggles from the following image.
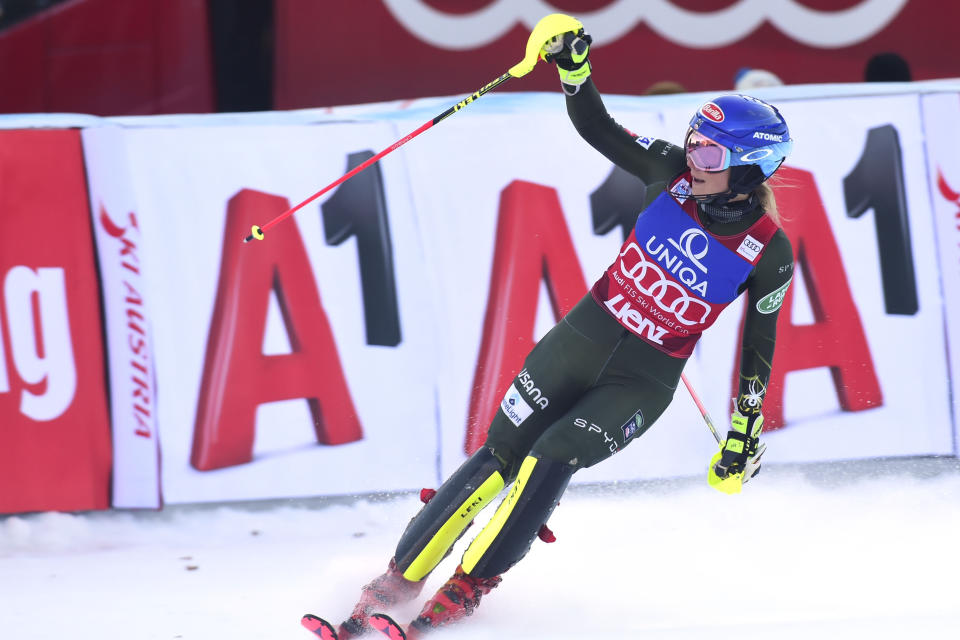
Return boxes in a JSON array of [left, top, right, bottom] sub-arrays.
[[685, 130, 730, 172]]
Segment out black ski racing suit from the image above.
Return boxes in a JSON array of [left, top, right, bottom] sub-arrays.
[[392, 77, 795, 582]]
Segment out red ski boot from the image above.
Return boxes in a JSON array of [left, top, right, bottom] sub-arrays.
[[409, 565, 502, 633], [338, 558, 427, 638]]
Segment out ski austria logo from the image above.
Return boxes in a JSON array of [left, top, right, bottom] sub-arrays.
[[700, 102, 724, 122], [379, 0, 908, 50], [937, 167, 960, 267], [756, 278, 792, 314], [937, 167, 960, 210], [501, 383, 534, 427]]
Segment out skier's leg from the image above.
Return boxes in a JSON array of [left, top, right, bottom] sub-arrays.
[[394, 446, 510, 581], [461, 454, 574, 577], [403, 452, 575, 632], [460, 375, 676, 580], [345, 297, 627, 633], [394, 294, 621, 582]]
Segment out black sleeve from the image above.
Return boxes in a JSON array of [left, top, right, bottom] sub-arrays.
[[737, 228, 794, 419], [564, 78, 687, 196]]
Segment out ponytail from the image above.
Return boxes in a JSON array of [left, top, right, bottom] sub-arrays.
[[753, 182, 781, 226]]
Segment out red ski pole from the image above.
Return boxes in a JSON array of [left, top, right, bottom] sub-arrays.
[[243, 13, 585, 244], [243, 75, 508, 243], [681, 373, 723, 445]]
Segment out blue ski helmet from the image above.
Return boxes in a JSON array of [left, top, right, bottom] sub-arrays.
[[687, 94, 793, 194]]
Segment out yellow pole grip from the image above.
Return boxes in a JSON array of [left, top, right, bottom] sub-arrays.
[[508, 13, 584, 78]]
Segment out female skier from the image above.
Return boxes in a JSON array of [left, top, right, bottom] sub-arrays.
[[320, 24, 795, 640]]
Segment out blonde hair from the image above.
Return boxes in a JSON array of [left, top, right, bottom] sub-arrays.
[[753, 182, 781, 226]]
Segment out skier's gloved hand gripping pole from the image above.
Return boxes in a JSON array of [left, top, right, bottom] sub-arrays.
[[682, 374, 766, 495], [541, 28, 593, 93], [242, 13, 585, 244]]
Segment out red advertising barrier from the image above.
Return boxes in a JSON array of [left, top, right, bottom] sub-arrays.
[[0, 130, 112, 513], [276, 0, 959, 109], [0, 0, 213, 116]]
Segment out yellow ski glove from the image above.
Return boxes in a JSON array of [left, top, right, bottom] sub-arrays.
[[541, 29, 593, 91]]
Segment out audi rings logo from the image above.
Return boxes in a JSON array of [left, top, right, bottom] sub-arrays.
[[381, 0, 908, 50], [619, 242, 711, 326]]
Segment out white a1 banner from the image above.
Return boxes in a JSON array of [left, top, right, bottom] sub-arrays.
[[84, 121, 441, 504], [742, 93, 952, 462], [81, 87, 958, 505], [922, 92, 960, 455]]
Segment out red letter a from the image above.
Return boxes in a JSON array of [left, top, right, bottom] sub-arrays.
[[733, 167, 883, 429], [464, 180, 588, 453], [192, 189, 362, 470]]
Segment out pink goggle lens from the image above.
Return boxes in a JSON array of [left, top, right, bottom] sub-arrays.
[[686, 131, 729, 172]]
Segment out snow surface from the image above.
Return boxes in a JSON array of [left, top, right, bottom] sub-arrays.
[[2, 460, 959, 639]]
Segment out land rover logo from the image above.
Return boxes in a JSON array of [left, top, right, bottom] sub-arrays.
[[756, 279, 792, 314]]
